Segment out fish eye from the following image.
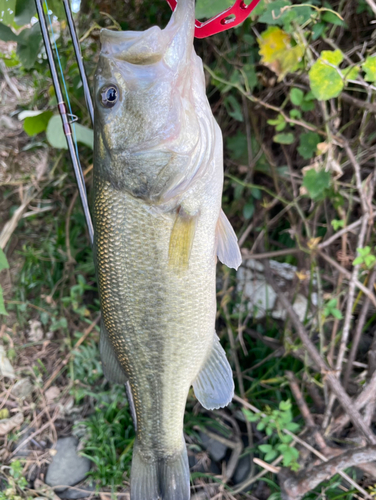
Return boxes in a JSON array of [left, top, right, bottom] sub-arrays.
[[100, 85, 119, 108]]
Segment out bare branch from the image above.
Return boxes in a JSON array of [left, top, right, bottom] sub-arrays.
[[318, 249, 376, 307], [330, 369, 376, 434], [280, 447, 376, 500], [344, 269, 376, 389], [364, 0, 376, 15], [262, 259, 376, 445]]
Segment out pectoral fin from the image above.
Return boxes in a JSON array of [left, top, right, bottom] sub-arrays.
[[100, 319, 128, 384], [168, 209, 197, 271], [216, 209, 242, 270], [193, 333, 234, 410]]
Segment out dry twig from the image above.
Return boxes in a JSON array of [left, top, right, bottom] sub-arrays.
[[280, 447, 376, 500]]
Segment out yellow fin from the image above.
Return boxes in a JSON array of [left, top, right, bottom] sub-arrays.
[[168, 210, 197, 271]]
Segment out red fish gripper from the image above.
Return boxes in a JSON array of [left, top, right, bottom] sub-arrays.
[[165, 0, 262, 38]]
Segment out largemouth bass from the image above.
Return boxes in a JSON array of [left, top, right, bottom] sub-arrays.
[[92, 0, 242, 498]]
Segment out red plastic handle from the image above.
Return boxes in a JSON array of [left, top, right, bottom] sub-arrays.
[[165, 0, 262, 38]]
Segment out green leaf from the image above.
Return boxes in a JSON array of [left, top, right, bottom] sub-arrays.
[[365, 255, 376, 267], [258, 0, 292, 26], [50, 316, 68, 331], [277, 443, 290, 453], [243, 63, 258, 91], [279, 400, 291, 411], [321, 11, 345, 26], [297, 132, 321, 159], [259, 444, 273, 453], [266, 426, 273, 436], [46, 0, 66, 19], [290, 88, 304, 106], [0, 0, 16, 24], [243, 34, 255, 45], [242, 409, 260, 422], [312, 22, 326, 41], [285, 422, 300, 432], [243, 202, 255, 220], [46, 115, 94, 149], [309, 58, 344, 101], [331, 219, 344, 231], [289, 109, 302, 119], [0, 22, 19, 42], [226, 132, 247, 161], [280, 433, 293, 444], [195, 0, 233, 19], [265, 450, 278, 461], [303, 169, 331, 200], [362, 56, 376, 83], [343, 66, 359, 81], [256, 421, 266, 431], [0, 248, 9, 272], [15, 0, 36, 25], [273, 133, 294, 144], [321, 49, 343, 65], [290, 447, 299, 459], [327, 299, 337, 308], [301, 101, 315, 112], [23, 111, 53, 136], [225, 95, 243, 122], [331, 308, 343, 320], [17, 23, 42, 69], [0, 286, 8, 316], [282, 449, 294, 466], [251, 187, 261, 200], [268, 114, 286, 131]]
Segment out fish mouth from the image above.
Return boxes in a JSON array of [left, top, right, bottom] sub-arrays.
[[99, 0, 195, 67]]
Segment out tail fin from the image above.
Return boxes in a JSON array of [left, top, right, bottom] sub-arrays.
[[131, 438, 190, 500]]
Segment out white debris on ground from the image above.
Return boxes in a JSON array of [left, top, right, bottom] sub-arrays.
[[28, 319, 44, 342], [0, 344, 15, 379], [237, 259, 317, 322]]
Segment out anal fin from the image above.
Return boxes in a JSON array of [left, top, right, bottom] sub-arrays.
[[100, 319, 128, 384], [193, 333, 234, 410], [168, 208, 197, 271], [216, 209, 242, 270]]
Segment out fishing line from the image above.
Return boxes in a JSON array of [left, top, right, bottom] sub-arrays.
[[43, 0, 86, 193]]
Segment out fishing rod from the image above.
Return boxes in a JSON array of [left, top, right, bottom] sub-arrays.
[[62, 0, 94, 126], [34, 0, 93, 243]]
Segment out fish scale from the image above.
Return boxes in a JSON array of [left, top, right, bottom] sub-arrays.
[[93, 174, 216, 457]]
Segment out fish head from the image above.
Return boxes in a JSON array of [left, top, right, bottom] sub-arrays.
[[94, 0, 205, 202]]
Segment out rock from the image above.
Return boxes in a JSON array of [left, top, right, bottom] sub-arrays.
[[237, 259, 316, 320], [46, 437, 91, 493], [233, 454, 251, 484], [237, 264, 277, 318], [11, 377, 34, 399], [199, 431, 228, 462], [59, 485, 95, 499], [272, 293, 309, 323]]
